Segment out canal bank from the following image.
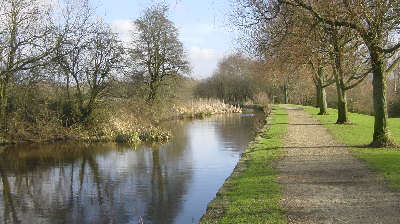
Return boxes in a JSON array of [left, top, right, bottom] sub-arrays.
[[200, 106, 288, 223]]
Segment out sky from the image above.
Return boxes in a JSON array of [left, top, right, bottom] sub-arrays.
[[97, 0, 236, 79]]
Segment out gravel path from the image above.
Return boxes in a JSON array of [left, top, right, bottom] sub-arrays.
[[277, 106, 400, 224]]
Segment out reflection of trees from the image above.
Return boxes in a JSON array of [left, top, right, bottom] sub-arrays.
[[0, 143, 127, 224], [212, 110, 265, 151], [1, 168, 19, 224], [0, 128, 193, 224], [144, 120, 193, 223], [151, 148, 164, 218], [152, 148, 163, 202], [0, 113, 262, 224]]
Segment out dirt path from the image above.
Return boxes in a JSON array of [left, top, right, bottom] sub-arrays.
[[277, 106, 400, 224]]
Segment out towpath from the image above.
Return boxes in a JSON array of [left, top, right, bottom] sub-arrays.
[[277, 106, 400, 223]]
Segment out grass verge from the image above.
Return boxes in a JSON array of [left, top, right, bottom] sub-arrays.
[[200, 106, 288, 224], [302, 106, 400, 191]]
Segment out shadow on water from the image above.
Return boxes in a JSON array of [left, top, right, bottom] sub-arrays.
[[0, 109, 265, 224]]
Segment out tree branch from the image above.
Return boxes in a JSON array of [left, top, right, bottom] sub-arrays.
[[382, 42, 400, 54], [344, 69, 371, 90], [278, 0, 362, 33], [386, 56, 400, 75], [322, 77, 335, 88]]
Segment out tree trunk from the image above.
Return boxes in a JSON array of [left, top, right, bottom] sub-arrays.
[[319, 86, 328, 115], [0, 80, 8, 136], [66, 74, 70, 100], [81, 92, 98, 123], [331, 64, 349, 123], [316, 84, 321, 108], [330, 27, 349, 124], [336, 87, 349, 124], [370, 49, 396, 147], [316, 71, 328, 115], [333, 66, 349, 124], [315, 83, 329, 115], [283, 84, 288, 104], [147, 80, 158, 104]]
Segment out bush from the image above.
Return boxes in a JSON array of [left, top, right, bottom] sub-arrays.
[[115, 131, 140, 145], [139, 126, 171, 143]]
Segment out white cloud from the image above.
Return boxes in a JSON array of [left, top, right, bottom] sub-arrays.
[[111, 19, 134, 42], [189, 46, 224, 79], [190, 46, 221, 60]]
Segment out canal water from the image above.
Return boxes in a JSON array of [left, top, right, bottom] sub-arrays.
[[0, 110, 264, 224]]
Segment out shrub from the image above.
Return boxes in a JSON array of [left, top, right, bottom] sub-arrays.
[[139, 126, 171, 143], [115, 131, 140, 145]]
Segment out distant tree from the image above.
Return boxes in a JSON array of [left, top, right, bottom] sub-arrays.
[[232, 2, 322, 107], [129, 4, 190, 103], [195, 54, 275, 105]]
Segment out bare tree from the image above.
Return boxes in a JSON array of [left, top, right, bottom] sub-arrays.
[[232, 2, 334, 113], [56, 17, 124, 124], [233, 0, 400, 146], [0, 0, 58, 135], [82, 23, 124, 121], [54, 0, 93, 100], [285, 13, 336, 114], [273, 0, 400, 146], [325, 24, 371, 123], [129, 4, 190, 103]]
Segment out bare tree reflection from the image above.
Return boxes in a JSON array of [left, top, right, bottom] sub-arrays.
[[0, 112, 262, 224], [1, 168, 20, 224]]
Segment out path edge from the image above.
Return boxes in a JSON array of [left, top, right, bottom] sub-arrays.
[[199, 105, 288, 224]]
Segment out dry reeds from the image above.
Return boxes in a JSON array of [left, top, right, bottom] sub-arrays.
[[173, 98, 242, 118]]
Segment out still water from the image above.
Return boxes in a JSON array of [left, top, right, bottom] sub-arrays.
[[0, 110, 264, 224]]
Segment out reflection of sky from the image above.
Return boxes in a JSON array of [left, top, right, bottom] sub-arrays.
[[173, 119, 244, 223], [0, 111, 263, 224]]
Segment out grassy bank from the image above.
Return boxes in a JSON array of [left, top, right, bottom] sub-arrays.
[[200, 106, 288, 224], [5, 98, 241, 145], [105, 98, 241, 145], [302, 106, 400, 191]]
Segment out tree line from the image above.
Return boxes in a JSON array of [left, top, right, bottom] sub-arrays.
[[194, 53, 313, 106], [0, 0, 189, 142], [229, 0, 400, 147]]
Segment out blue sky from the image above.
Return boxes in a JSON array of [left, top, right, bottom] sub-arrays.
[[97, 0, 236, 79]]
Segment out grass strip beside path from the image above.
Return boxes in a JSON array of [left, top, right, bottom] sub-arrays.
[[200, 106, 288, 224], [302, 106, 400, 191]]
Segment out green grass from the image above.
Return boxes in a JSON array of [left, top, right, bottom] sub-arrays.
[[200, 106, 288, 224], [302, 106, 400, 191]]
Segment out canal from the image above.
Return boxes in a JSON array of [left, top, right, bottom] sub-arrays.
[[0, 110, 264, 224]]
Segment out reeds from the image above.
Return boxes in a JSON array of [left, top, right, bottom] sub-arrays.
[[173, 98, 242, 119]]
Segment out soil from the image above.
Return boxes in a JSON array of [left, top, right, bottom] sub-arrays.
[[277, 106, 400, 223]]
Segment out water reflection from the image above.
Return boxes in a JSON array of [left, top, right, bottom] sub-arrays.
[[0, 110, 264, 224]]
